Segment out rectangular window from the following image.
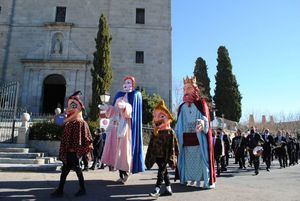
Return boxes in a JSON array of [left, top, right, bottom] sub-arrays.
[[136, 51, 144, 64], [55, 7, 66, 22], [136, 8, 145, 24]]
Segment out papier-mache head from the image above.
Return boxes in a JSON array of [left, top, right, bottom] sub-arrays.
[[152, 100, 174, 134], [123, 76, 136, 93], [65, 91, 85, 122], [183, 76, 201, 103]]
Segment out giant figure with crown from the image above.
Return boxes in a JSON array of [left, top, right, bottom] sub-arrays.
[[100, 76, 144, 183], [175, 76, 216, 189]]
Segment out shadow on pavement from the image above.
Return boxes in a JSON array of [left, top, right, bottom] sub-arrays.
[[0, 179, 160, 201]]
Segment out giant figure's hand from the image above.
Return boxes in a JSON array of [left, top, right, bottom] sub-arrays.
[[117, 100, 126, 109], [196, 119, 205, 132], [98, 104, 109, 111]]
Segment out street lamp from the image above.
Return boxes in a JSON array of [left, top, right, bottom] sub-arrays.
[[98, 93, 110, 116], [100, 93, 110, 104]]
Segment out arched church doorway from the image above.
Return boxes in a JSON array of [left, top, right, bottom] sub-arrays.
[[42, 74, 66, 114]]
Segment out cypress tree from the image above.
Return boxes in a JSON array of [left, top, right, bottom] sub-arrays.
[[213, 46, 242, 122], [90, 14, 112, 121], [193, 57, 214, 120], [141, 89, 162, 125]]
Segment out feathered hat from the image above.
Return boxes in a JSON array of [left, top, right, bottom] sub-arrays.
[[154, 100, 174, 122]]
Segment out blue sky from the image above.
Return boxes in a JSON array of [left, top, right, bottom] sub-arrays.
[[172, 0, 300, 122]]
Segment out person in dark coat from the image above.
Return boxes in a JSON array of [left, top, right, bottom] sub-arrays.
[[232, 129, 247, 169], [246, 127, 264, 175], [261, 129, 275, 171], [89, 128, 105, 170], [286, 132, 296, 166], [223, 131, 231, 167], [214, 129, 225, 176], [274, 130, 287, 168], [294, 139, 299, 164]]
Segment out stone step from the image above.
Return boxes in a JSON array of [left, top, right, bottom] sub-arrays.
[[39, 156, 57, 164], [0, 163, 62, 172], [0, 157, 46, 164], [0, 152, 44, 158], [0, 143, 28, 148], [0, 147, 34, 153]]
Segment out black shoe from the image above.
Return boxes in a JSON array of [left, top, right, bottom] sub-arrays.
[[149, 190, 160, 198], [266, 168, 270, 172], [82, 168, 89, 172], [50, 189, 64, 197], [255, 170, 259, 175], [75, 189, 86, 197], [221, 167, 227, 171], [89, 167, 95, 170], [161, 190, 172, 196]]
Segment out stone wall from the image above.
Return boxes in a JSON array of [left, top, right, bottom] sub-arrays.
[[0, 0, 172, 112], [29, 140, 60, 156]]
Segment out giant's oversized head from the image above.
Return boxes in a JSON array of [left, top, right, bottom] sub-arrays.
[[64, 91, 85, 123], [152, 100, 174, 135], [123, 76, 136, 93], [183, 76, 201, 103]]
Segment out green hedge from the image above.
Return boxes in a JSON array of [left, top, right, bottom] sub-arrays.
[[29, 121, 64, 141], [29, 121, 99, 141], [29, 120, 153, 145]]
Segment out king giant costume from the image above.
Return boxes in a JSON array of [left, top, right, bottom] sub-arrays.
[[101, 76, 144, 183], [175, 76, 216, 189]]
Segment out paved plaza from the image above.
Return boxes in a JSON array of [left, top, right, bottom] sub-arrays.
[[0, 159, 299, 201]]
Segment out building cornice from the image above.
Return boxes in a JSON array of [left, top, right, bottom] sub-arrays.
[[21, 59, 91, 64], [43, 22, 74, 29]]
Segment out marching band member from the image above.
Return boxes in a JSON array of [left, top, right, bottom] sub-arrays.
[[246, 127, 264, 175]]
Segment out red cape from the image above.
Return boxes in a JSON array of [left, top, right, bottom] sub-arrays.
[[177, 99, 216, 185]]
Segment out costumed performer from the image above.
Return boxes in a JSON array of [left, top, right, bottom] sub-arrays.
[[51, 91, 93, 197], [100, 76, 144, 183], [145, 100, 179, 198], [175, 76, 216, 189]]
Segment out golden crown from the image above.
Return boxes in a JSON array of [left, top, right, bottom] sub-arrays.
[[183, 76, 197, 85]]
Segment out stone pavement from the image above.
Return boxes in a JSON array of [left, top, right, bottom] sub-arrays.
[[0, 159, 299, 201]]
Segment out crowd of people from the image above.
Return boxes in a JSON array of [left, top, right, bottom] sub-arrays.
[[214, 127, 299, 176], [51, 75, 299, 198]]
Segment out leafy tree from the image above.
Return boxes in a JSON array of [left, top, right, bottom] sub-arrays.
[[141, 89, 162, 125], [213, 46, 242, 122], [90, 14, 112, 121], [193, 57, 214, 120]]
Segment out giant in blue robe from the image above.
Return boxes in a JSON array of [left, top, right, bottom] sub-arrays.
[[175, 103, 211, 186], [113, 89, 145, 173]]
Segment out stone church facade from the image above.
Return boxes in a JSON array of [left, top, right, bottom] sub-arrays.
[[0, 0, 172, 114]]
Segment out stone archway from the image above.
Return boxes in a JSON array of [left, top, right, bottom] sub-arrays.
[[42, 74, 66, 114]]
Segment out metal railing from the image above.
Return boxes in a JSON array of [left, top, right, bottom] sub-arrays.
[[0, 81, 19, 143]]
